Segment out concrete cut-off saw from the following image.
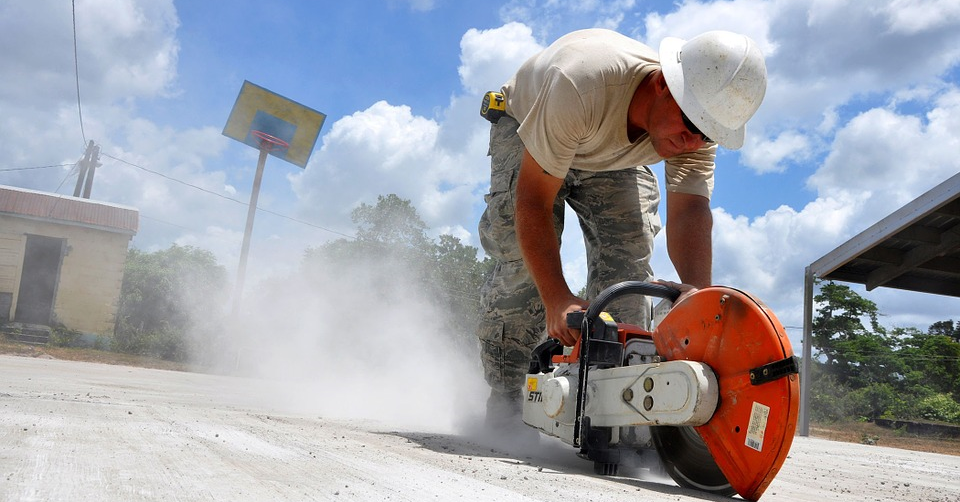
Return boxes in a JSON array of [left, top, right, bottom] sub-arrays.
[[522, 282, 800, 501]]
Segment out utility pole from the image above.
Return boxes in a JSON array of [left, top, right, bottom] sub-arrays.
[[73, 140, 101, 199]]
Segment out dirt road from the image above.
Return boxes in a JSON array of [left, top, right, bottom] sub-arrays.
[[2, 354, 959, 502]]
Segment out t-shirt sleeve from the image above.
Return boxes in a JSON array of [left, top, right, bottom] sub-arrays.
[[663, 144, 717, 199], [515, 66, 587, 179]]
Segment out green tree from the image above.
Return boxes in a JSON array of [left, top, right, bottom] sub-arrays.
[[811, 281, 960, 424], [812, 281, 896, 386], [306, 194, 433, 277], [929, 320, 960, 344], [303, 194, 490, 349], [426, 234, 494, 340], [115, 245, 227, 362], [352, 194, 431, 250], [898, 325, 960, 397]]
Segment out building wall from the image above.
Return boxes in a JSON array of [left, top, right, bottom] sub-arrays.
[[0, 230, 24, 323], [0, 214, 131, 336]]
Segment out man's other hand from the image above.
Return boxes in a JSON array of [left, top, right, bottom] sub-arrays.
[[547, 297, 589, 346], [653, 280, 700, 306]]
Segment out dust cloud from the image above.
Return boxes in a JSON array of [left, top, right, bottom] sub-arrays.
[[224, 253, 491, 435], [176, 249, 676, 476]]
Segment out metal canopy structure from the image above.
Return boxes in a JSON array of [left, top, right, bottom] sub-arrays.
[[799, 171, 960, 435]]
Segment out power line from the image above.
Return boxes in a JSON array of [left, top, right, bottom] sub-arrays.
[[102, 152, 245, 205], [71, 0, 86, 147], [101, 152, 355, 239], [0, 163, 75, 172], [814, 346, 960, 362], [98, 153, 487, 305], [53, 161, 80, 194], [139, 213, 200, 232]]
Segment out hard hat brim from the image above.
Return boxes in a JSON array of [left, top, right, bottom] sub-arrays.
[[659, 36, 745, 150]]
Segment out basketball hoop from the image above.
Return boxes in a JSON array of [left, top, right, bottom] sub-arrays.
[[250, 130, 290, 153]]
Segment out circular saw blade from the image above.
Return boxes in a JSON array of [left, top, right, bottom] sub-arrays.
[[651, 425, 736, 496]]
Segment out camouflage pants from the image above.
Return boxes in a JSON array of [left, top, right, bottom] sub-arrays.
[[477, 116, 662, 398]]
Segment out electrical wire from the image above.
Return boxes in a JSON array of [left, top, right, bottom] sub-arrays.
[[139, 213, 198, 231], [815, 346, 960, 361], [101, 152, 484, 302], [71, 0, 87, 147], [0, 163, 75, 173], [53, 161, 81, 194], [100, 152, 355, 239], [102, 152, 246, 205]]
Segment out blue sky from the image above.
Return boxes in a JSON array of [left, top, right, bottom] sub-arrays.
[[2, 0, 960, 347]]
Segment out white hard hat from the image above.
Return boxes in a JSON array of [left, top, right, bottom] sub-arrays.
[[659, 31, 767, 150]]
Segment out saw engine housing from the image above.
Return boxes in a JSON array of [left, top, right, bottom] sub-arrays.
[[521, 283, 800, 501]]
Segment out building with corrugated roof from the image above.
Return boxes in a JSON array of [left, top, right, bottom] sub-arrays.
[[0, 185, 138, 343]]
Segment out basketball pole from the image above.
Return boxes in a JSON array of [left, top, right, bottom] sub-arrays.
[[231, 146, 269, 318]]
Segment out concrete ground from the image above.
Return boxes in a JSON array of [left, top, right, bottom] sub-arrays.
[[2, 354, 959, 502]]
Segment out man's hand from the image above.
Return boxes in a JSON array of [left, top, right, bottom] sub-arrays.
[[653, 279, 699, 306], [546, 296, 589, 346]]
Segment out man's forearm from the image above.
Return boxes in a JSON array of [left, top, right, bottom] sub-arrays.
[[514, 151, 571, 305], [666, 192, 713, 288], [515, 199, 570, 304], [513, 149, 588, 345]]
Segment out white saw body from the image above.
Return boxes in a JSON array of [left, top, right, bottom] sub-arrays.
[[523, 359, 717, 438]]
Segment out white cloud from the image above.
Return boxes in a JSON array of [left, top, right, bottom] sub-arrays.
[[458, 23, 543, 95], [0, 0, 178, 106], [96, 123, 237, 246], [290, 100, 490, 246], [498, 0, 637, 39], [809, 88, 960, 208], [641, 0, 774, 54], [704, 86, 960, 333], [289, 23, 547, 252], [882, 0, 960, 34], [639, 0, 960, 176], [711, 194, 866, 300], [742, 130, 812, 174], [817, 107, 839, 135]]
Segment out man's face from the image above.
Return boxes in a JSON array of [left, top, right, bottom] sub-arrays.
[[648, 91, 710, 158]]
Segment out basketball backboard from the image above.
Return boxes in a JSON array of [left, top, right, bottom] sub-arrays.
[[222, 81, 326, 168]]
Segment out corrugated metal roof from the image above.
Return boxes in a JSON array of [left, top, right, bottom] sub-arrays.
[[0, 185, 138, 235], [807, 172, 960, 296]]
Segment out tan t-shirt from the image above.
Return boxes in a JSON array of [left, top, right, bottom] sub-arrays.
[[502, 29, 717, 199]]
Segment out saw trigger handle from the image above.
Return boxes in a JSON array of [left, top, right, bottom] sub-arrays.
[[528, 338, 563, 374]]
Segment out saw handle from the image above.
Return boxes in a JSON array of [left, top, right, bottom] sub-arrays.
[[564, 282, 680, 328], [584, 281, 680, 319]]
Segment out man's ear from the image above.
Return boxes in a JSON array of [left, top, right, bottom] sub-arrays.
[[655, 71, 670, 94]]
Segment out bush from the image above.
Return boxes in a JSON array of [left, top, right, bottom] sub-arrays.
[[114, 245, 227, 364], [112, 323, 186, 362], [49, 325, 83, 348], [845, 383, 900, 420], [915, 394, 960, 424], [810, 373, 855, 422]]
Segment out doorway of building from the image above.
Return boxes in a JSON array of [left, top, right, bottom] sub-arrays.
[[15, 234, 65, 325]]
